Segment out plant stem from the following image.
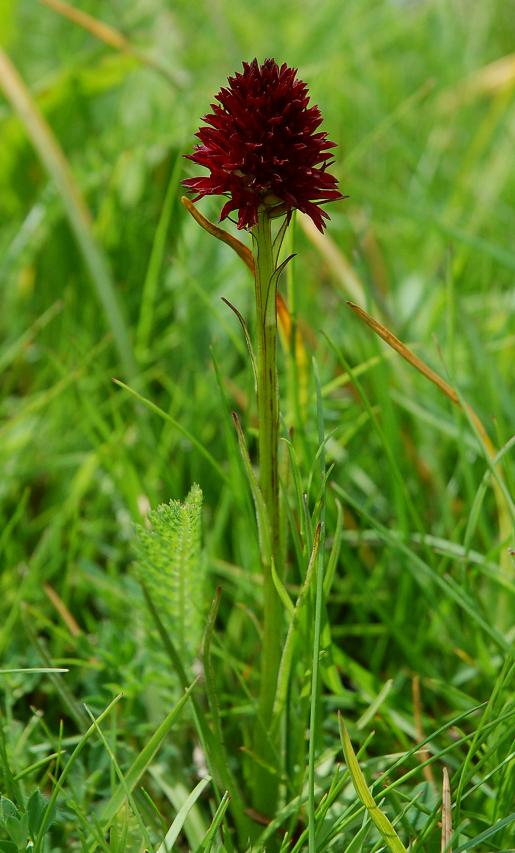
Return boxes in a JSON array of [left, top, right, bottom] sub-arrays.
[[252, 207, 283, 813]]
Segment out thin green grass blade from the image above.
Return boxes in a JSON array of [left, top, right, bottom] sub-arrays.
[[357, 679, 394, 731], [332, 482, 509, 651], [210, 346, 258, 544], [378, 706, 515, 801], [323, 332, 428, 541], [308, 358, 327, 853], [72, 802, 112, 853], [0, 301, 63, 375], [463, 435, 515, 551], [321, 351, 396, 396], [98, 679, 198, 832], [200, 588, 224, 751], [453, 814, 515, 851], [272, 524, 320, 728], [231, 410, 271, 564], [23, 622, 89, 730], [195, 791, 231, 853], [454, 651, 514, 825], [148, 769, 208, 850], [0, 489, 30, 562], [141, 585, 246, 845], [460, 750, 515, 803], [288, 737, 376, 853], [12, 752, 65, 782], [156, 777, 211, 853], [323, 497, 343, 597], [0, 668, 68, 674], [283, 436, 312, 553], [0, 719, 22, 805], [338, 714, 408, 853], [136, 155, 183, 356], [343, 817, 372, 852], [114, 379, 228, 484], [271, 558, 295, 616], [82, 705, 153, 851], [221, 297, 258, 388], [34, 694, 124, 852]]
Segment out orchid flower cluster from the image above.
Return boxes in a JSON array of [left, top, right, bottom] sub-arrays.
[[184, 57, 343, 232]]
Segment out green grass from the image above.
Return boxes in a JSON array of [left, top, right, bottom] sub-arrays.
[[0, 0, 514, 850]]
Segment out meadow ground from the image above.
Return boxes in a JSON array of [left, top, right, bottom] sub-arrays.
[[0, 0, 514, 850]]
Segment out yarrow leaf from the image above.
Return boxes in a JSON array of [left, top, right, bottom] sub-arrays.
[[134, 484, 205, 665]]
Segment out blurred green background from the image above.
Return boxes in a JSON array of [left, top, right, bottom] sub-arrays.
[[1, 0, 513, 514], [0, 0, 514, 847]]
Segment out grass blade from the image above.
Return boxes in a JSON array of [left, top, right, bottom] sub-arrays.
[[136, 155, 183, 355], [83, 705, 153, 851], [0, 50, 136, 377], [441, 767, 452, 852], [308, 359, 327, 853], [231, 410, 271, 564], [34, 694, 124, 851], [114, 379, 228, 484], [156, 777, 211, 853], [332, 482, 509, 651], [195, 791, 231, 852], [141, 585, 247, 845], [98, 679, 198, 831], [453, 814, 515, 851], [272, 524, 320, 728], [40, 0, 183, 87], [338, 714, 408, 853]]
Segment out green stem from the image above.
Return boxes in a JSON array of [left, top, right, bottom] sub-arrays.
[[252, 207, 283, 814]]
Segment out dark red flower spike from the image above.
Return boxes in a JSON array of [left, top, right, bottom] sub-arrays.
[[183, 58, 344, 232]]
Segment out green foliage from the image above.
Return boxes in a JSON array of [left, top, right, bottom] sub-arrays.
[[134, 484, 205, 666], [109, 803, 146, 853], [0, 790, 56, 852], [0, 0, 514, 850], [339, 717, 407, 853]]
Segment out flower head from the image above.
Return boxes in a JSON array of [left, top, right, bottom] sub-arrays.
[[183, 58, 344, 232]]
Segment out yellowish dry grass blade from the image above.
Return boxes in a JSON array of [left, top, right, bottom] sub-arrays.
[[43, 583, 82, 638], [438, 52, 515, 109], [300, 215, 366, 306], [39, 0, 183, 87], [347, 302, 460, 405], [441, 766, 452, 852], [345, 300, 510, 465], [0, 50, 137, 377], [346, 300, 513, 573]]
